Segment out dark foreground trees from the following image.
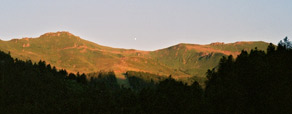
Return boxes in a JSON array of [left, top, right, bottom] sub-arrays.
[[205, 38, 292, 114], [0, 50, 204, 114], [0, 38, 292, 113]]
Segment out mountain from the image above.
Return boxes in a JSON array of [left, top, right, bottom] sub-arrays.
[[0, 31, 270, 80]]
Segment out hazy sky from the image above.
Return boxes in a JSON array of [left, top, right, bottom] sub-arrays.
[[1, 0, 292, 50]]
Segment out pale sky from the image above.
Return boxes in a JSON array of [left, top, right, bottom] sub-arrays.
[[0, 0, 292, 51]]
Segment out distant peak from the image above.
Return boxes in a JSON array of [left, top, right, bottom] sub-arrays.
[[176, 43, 187, 46], [234, 41, 254, 44], [175, 43, 197, 46], [210, 42, 224, 45], [40, 31, 77, 38]]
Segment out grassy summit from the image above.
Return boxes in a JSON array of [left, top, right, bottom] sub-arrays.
[[0, 31, 269, 79]]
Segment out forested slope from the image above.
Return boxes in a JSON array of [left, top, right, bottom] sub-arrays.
[[0, 38, 291, 113]]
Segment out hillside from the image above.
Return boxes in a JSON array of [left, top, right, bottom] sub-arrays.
[[0, 32, 270, 79], [1, 37, 291, 114]]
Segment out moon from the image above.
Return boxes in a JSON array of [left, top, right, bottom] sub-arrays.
[[134, 38, 137, 40]]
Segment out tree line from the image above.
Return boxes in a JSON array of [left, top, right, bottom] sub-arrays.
[[0, 37, 291, 113]]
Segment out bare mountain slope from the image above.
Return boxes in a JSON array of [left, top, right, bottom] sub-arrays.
[[0, 32, 270, 79]]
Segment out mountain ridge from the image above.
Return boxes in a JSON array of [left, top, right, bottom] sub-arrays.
[[0, 31, 270, 79], [1, 31, 268, 51]]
